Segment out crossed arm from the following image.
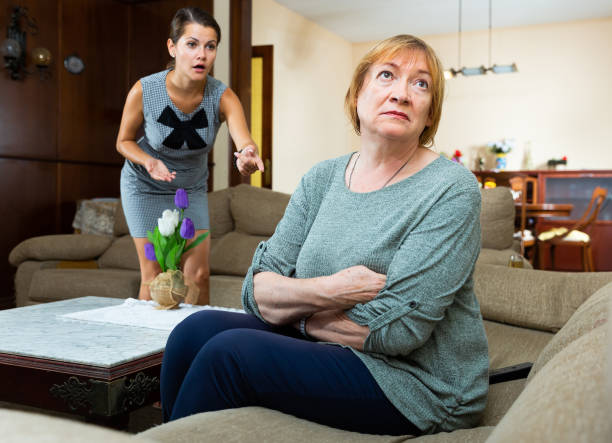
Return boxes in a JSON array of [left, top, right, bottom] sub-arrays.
[[253, 265, 386, 350], [243, 169, 481, 356]]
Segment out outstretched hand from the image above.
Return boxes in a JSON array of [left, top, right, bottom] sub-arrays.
[[145, 158, 176, 182], [235, 146, 265, 176]]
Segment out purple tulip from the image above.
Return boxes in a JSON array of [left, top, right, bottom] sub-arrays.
[[180, 217, 195, 239], [174, 188, 189, 209], [144, 242, 157, 261]]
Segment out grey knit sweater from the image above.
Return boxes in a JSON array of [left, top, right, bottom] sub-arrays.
[[242, 153, 489, 434]]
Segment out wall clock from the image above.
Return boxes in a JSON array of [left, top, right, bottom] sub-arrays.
[[64, 54, 85, 74]]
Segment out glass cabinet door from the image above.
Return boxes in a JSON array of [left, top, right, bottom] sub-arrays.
[[542, 174, 612, 220]]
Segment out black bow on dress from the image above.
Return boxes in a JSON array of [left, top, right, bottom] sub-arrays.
[[157, 105, 209, 150]]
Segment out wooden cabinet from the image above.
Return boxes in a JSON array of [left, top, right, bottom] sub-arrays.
[[473, 170, 612, 271]]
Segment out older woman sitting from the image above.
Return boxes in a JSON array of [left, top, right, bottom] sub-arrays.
[[160, 34, 488, 436]]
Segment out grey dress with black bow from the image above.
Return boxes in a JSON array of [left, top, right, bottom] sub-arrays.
[[120, 70, 227, 237]]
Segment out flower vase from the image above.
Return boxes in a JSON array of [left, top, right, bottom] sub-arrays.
[[495, 153, 507, 171], [149, 269, 199, 309]]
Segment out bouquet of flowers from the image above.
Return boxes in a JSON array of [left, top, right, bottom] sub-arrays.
[[144, 188, 209, 309], [487, 138, 515, 154]]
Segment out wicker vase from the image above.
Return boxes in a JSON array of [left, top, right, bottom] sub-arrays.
[[149, 269, 199, 309]]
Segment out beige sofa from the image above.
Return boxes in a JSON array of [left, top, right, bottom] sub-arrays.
[[2, 265, 611, 442], [9, 185, 525, 308]]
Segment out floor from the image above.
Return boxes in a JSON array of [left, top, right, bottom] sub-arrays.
[[0, 400, 162, 434]]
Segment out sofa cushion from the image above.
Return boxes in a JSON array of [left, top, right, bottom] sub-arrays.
[[72, 199, 119, 236], [485, 326, 610, 443], [474, 263, 612, 332], [210, 275, 244, 309], [209, 232, 268, 276], [208, 188, 233, 239], [483, 320, 553, 370], [98, 235, 140, 271], [230, 184, 290, 236], [529, 281, 612, 379], [479, 379, 525, 427], [480, 187, 514, 250], [477, 248, 531, 269], [14, 261, 50, 307], [9, 235, 113, 267], [139, 405, 494, 443], [28, 268, 140, 302], [114, 199, 130, 237], [0, 409, 146, 443]]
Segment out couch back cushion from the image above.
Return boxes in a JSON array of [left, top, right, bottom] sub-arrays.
[[73, 199, 118, 236], [484, 326, 610, 443], [98, 235, 140, 270], [529, 280, 612, 378], [474, 263, 612, 332], [114, 200, 130, 237], [230, 184, 291, 236], [208, 188, 233, 239], [480, 187, 514, 250], [209, 232, 268, 276]]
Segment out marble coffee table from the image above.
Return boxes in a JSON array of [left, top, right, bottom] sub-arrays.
[[0, 296, 173, 427]]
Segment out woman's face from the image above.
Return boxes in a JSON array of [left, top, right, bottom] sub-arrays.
[[168, 23, 218, 80], [356, 49, 433, 144]]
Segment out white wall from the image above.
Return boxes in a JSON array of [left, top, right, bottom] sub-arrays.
[[353, 18, 612, 171], [252, 0, 354, 193], [212, 0, 230, 191]]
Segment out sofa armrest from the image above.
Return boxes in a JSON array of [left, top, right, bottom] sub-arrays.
[[9, 235, 113, 267], [489, 362, 532, 384]]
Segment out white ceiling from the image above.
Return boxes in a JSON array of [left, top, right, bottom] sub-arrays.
[[274, 0, 612, 42]]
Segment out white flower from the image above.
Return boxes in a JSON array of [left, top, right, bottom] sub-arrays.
[[488, 138, 516, 154], [158, 209, 180, 236], [164, 209, 180, 227]]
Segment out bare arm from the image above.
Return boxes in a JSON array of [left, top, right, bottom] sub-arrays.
[[116, 81, 175, 182], [253, 265, 385, 325], [219, 87, 264, 174]]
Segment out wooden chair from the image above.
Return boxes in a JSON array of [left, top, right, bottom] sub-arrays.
[[510, 176, 538, 261], [537, 186, 608, 271], [509, 176, 538, 204]]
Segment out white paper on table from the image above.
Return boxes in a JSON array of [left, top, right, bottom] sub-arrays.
[[59, 298, 246, 331]]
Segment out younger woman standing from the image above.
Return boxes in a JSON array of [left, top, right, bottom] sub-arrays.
[[117, 7, 262, 305]]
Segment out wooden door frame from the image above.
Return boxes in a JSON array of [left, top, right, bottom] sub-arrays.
[[228, 0, 252, 187], [252, 45, 273, 189]]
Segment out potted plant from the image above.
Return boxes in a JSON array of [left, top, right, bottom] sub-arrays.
[[488, 138, 515, 170], [144, 189, 209, 309]]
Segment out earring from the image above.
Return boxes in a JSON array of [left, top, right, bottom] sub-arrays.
[[171, 53, 175, 58]]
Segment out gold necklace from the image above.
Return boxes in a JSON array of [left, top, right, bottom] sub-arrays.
[[348, 150, 417, 191]]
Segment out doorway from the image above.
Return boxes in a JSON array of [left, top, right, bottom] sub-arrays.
[[250, 45, 273, 188]]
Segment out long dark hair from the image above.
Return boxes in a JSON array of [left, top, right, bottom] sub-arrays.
[[167, 7, 221, 69]]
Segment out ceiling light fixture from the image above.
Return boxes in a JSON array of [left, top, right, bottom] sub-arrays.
[[484, 0, 517, 74], [444, 0, 518, 79]]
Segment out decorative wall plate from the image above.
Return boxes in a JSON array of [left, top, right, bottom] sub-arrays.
[[64, 54, 85, 74]]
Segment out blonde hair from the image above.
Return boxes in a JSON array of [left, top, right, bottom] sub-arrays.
[[344, 35, 445, 147]]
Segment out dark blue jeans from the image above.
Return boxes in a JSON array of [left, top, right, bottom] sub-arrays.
[[160, 310, 420, 435]]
